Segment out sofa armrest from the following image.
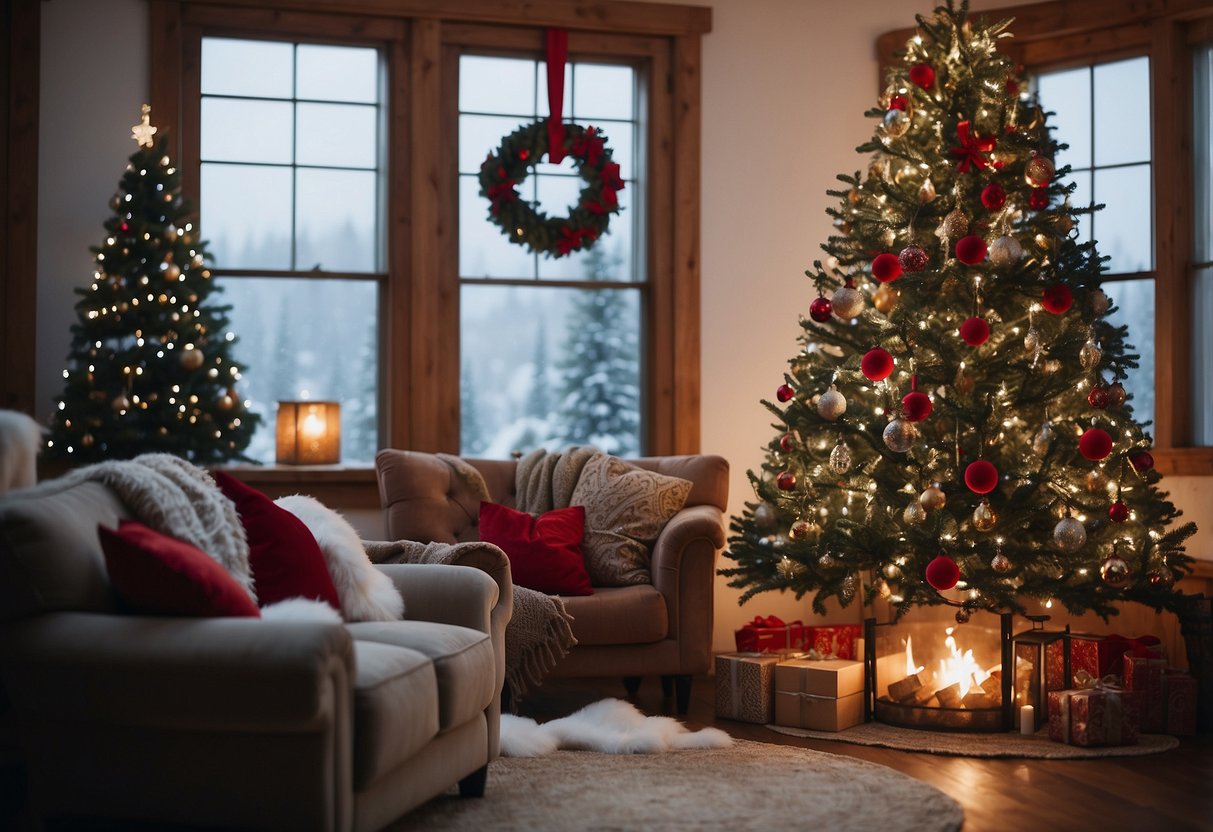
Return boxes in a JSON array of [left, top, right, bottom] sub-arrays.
[[0, 612, 354, 731], [650, 504, 726, 673]]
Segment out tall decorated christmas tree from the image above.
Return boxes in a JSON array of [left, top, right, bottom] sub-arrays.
[[722, 2, 1195, 623], [46, 106, 260, 464]]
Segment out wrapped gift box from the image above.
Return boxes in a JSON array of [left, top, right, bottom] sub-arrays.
[[716, 652, 781, 723], [807, 625, 863, 660], [1124, 653, 1167, 733], [1048, 685, 1140, 747], [734, 616, 808, 653], [776, 690, 864, 731], [1163, 670, 1198, 736], [1047, 633, 1163, 684], [773, 657, 865, 732]]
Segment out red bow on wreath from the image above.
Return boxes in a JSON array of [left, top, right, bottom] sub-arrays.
[[485, 179, 518, 214], [949, 120, 998, 173], [570, 127, 606, 168], [556, 226, 598, 256]]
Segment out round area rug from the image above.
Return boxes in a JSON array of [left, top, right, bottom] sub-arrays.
[[389, 739, 963, 831], [766, 722, 1180, 758]]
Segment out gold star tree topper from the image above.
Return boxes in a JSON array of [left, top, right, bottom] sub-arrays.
[[131, 104, 157, 148]]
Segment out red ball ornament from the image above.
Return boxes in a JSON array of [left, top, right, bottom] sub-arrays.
[[959, 316, 990, 346], [901, 391, 933, 422], [518, 149, 530, 161], [925, 555, 961, 591], [964, 459, 1000, 494], [779, 433, 795, 452], [909, 63, 936, 90], [809, 296, 833, 322], [889, 93, 910, 111], [1087, 385, 1110, 409], [1109, 500, 1130, 523], [955, 235, 988, 265], [898, 246, 929, 273], [1041, 284, 1073, 314], [777, 470, 797, 491], [1079, 428, 1113, 461], [981, 183, 1006, 210], [1129, 450, 1155, 473], [872, 253, 903, 283], [1029, 188, 1049, 210], [861, 347, 894, 382], [776, 383, 795, 403]]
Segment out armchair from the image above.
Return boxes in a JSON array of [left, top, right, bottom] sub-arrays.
[[375, 450, 728, 712]]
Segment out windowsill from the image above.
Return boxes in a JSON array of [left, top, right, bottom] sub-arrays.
[[216, 464, 377, 484]]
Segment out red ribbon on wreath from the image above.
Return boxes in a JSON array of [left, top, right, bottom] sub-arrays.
[[546, 29, 569, 164], [556, 226, 598, 255], [949, 120, 997, 173]]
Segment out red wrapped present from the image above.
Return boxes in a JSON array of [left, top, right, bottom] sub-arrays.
[[1046, 633, 1162, 685], [734, 615, 808, 654], [1048, 673, 1140, 747], [806, 624, 863, 660], [1163, 670, 1198, 736], [1124, 651, 1166, 733]]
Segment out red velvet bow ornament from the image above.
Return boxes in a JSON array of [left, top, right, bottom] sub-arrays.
[[950, 120, 997, 173], [556, 226, 598, 256]]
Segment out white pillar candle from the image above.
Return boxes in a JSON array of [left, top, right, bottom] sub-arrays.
[[1019, 704, 1035, 735]]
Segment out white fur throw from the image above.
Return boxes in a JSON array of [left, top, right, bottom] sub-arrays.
[[500, 698, 733, 757], [0, 410, 44, 494], [275, 495, 405, 622], [260, 598, 344, 624]]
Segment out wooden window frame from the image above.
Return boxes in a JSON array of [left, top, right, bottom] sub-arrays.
[[145, 0, 708, 487], [878, 0, 1213, 476]]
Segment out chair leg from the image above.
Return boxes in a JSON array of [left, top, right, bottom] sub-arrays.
[[458, 764, 488, 798], [622, 676, 642, 697], [660, 674, 674, 697], [673, 674, 693, 715]]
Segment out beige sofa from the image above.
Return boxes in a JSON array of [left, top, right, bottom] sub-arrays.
[[376, 450, 728, 712], [0, 474, 511, 832]]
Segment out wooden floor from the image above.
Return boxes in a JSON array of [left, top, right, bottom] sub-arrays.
[[517, 675, 1213, 832]]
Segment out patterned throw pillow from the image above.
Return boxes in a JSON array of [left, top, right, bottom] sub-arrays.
[[570, 454, 692, 586]]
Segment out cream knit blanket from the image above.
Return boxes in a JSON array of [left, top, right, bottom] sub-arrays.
[[60, 453, 253, 600]]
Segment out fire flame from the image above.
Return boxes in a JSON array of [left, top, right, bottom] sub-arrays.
[[902, 627, 999, 699]]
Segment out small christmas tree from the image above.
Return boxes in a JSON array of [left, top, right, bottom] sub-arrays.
[[46, 106, 260, 463], [722, 2, 1195, 622]]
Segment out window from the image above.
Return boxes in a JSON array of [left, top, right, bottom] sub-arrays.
[[458, 55, 644, 456], [196, 37, 385, 464], [153, 2, 707, 471], [1036, 57, 1155, 426]]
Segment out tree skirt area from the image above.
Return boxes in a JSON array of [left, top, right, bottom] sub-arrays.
[[389, 739, 963, 832], [766, 722, 1180, 758]]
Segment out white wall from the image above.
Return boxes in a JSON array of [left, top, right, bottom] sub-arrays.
[[35, 0, 1211, 656]]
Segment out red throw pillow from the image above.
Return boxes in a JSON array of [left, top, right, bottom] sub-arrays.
[[479, 502, 592, 596], [99, 520, 260, 617], [212, 470, 342, 612]]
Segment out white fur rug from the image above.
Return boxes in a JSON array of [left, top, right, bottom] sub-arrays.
[[500, 698, 733, 756]]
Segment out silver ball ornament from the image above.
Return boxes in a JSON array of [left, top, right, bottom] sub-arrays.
[[991, 553, 1012, 573], [754, 502, 777, 528], [1147, 566, 1175, 589], [1053, 516, 1087, 552], [1080, 339, 1102, 371], [830, 285, 865, 319], [818, 387, 847, 421], [1091, 289, 1111, 316], [883, 418, 918, 453], [988, 235, 1023, 268]]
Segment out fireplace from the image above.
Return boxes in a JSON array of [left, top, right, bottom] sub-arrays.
[[863, 607, 1014, 732]]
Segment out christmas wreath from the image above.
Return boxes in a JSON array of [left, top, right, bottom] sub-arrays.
[[479, 121, 625, 258]]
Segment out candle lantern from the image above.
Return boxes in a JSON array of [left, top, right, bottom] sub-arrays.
[[1012, 615, 1071, 729], [276, 401, 341, 465]]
